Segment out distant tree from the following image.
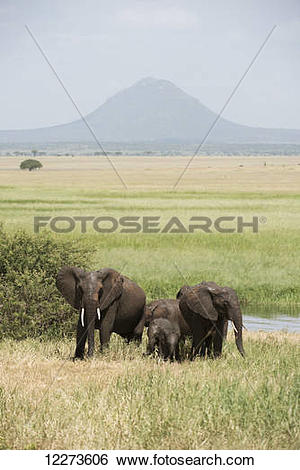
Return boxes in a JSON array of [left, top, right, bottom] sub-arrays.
[[31, 149, 38, 157], [20, 159, 43, 171]]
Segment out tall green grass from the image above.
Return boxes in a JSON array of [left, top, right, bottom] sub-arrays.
[[0, 172, 299, 450], [1, 187, 300, 305]]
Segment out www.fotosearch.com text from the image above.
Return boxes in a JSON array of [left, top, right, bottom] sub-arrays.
[[34, 215, 267, 234]]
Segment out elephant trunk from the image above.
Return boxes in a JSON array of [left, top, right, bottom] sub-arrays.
[[228, 306, 245, 357], [234, 326, 245, 357], [84, 301, 97, 357]]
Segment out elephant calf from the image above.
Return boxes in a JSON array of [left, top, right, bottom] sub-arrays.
[[147, 318, 181, 361], [145, 298, 191, 360], [145, 298, 190, 335]]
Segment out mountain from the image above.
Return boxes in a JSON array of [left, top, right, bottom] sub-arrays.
[[1, 77, 300, 143]]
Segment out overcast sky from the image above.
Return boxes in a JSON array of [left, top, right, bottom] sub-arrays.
[[0, 0, 299, 130]]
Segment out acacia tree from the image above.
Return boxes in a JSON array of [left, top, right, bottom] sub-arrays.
[[20, 159, 43, 171]]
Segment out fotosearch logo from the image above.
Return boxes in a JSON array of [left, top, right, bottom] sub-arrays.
[[34, 215, 267, 234]]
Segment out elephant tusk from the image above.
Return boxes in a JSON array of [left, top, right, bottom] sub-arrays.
[[81, 308, 85, 327], [232, 322, 238, 333], [97, 307, 101, 320]]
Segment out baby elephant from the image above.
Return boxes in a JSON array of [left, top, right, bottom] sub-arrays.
[[147, 318, 181, 361]]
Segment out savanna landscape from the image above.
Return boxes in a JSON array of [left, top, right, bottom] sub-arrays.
[[0, 155, 299, 449]]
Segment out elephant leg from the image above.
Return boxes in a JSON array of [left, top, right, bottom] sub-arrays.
[[189, 340, 198, 360], [212, 319, 225, 358], [177, 337, 185, 361], [175, 343, 181, 362], [99, 305, 116, 350], [121, 332, 133, 343], [190, 326, 213, 360], [199, 339, 208, 357], [206, 335, 214, 358], [146, 335, 156, 355], [167, 342, 174, 361], [74, 320, 87, 359], [168, 335, 178, 362], [158, 339, 165, 358], [132, 304, 147, 343], [158, 340, 163, 357]]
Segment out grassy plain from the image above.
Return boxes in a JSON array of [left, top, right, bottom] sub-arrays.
[[0, 155, 299, 449], [1, 155, 300, 304], [0, 332, 299, 449]]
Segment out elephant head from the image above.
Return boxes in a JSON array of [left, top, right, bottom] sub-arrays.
[[177, 282, 245, 357], [176, 285, 192, 299], [144, 300, 161, 327], [205, 283, 244, 356], [56, 266, 123, 357]]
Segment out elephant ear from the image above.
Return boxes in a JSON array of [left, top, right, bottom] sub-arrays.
[[56, 266, 84, 309], [176, 285, 191, 299], [185, 286, 218, 321], [100, 272, 124, 310]]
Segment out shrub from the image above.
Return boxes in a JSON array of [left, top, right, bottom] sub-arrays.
[[0, 226, 93, 340], [20, 159, 43, 171]]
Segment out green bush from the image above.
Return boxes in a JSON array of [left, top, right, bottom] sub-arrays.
[[20, 159, 42, 171], [0, 226, 93, 340]]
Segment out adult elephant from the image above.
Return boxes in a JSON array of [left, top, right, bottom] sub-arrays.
[[56, 267, 146, 359], [177, 281, 244, 360]]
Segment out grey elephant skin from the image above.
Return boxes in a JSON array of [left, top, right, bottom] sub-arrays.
[[145, 298, 190, 336], [56, 267, 146, 358], [177, 281, 244, 360], [145, 298, 191, 360], [147, 317, 181, 361]]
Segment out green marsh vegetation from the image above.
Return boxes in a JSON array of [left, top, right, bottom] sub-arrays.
[[0, 156, 299, 449]]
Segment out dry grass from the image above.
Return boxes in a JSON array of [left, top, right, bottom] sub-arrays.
[[0, 331, 299, 449], [1, 155, 300, 191]]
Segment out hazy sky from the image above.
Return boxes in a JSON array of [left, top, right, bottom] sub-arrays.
[[1, 0, 299, 130]]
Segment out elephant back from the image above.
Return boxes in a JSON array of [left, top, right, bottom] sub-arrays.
[[117, 277, 146, 317], [147, 298, 191, 338]]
